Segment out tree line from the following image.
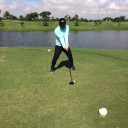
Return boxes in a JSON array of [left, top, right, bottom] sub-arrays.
[[0, 9, 128, 27], [1, 10, 127, 22]]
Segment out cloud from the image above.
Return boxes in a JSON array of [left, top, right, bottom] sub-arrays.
[[0, 0, 128, 19], [9, 1, 18, 9], [99, 0, 109, 6], [0, 0, 5, 9], [109, 3, 119, 10], [125, 0, 128, 4], [24, 7, 31, 12]]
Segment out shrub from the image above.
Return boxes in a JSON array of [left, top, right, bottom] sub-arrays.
[[75, 20, 79, 26], [0, 21, 5, 27], [43, 20, 48, 26], [20, 21, 24, 27], [94, 22, 98, 26]]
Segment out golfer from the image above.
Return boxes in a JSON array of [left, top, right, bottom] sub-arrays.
[[50, 18, 76, 73]]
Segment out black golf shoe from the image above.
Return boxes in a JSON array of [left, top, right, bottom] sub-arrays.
[[70, 66, 76, 71], [50, 67, 55, 74]]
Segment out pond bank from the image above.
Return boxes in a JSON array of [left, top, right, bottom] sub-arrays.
[[1, 20, 128, 32]]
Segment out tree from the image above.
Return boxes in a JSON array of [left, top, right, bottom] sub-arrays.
[[114, 17, 120, 22], [73, 14, 79, 26], [51, 16, 56, 21], [65, 15, 71, 21], [39, 11, 51, 26], [103, 17, 112, 22], [3, 11, 11, 19], [99, 20, 103, 25], [0, 9, 1, 20], [113, 16, 125, 22], [0, 9, 5, 27], [79, 18, 88, 22], [25, 12, 39, 21], [80, 17, 84, 22], [119, 16, 126, 22], [25, 14, 32, 21], [19, 15, 24, 21], [39, 11, 51, 21], [113, 16, 126, 26], [10, 15, 18, 20], [30, 12, 38, 21], [55, 18, 59, 21], [84, 18, 88, 22]]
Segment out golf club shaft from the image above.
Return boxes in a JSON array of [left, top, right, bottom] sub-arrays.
[[69, 69, 73, 81], [67, 50, 73, 81]]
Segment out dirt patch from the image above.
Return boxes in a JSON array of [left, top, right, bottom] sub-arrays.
[[0, 55, 6, 62]]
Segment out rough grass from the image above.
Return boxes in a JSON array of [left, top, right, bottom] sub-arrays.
[[1, 20, 128, 31], [0, 47, 128, 128]]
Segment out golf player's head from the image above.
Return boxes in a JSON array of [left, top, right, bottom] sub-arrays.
[[59, 18, 66, 29]]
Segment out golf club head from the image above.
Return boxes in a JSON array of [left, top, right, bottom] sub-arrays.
[[69, 81, 75, 85]]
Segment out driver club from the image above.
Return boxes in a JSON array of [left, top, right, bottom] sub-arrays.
[[67, 50, 75, 85]]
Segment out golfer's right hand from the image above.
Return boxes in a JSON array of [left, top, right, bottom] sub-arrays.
[[64, 48, 69, 51]]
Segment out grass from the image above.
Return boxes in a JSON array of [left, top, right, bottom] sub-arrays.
[[0, 47, 128, 128], [1, 20, 128, 31]]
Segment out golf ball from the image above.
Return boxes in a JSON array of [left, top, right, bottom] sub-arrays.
[[99, 108, 107, 117], [48, 49, 51, 52]]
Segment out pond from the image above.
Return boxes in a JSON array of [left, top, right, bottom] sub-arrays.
[[0, 31, 128, 50]]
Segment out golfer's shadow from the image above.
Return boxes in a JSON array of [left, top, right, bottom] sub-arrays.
[[55, 60, 69, 71]]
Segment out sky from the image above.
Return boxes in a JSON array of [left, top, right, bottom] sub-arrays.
[[0, 0, 128, 19]]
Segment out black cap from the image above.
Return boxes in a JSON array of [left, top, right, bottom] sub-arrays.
[[59, 18, 66, 28]]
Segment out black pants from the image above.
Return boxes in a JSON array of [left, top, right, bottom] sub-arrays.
[[51, 45, 73, 69]]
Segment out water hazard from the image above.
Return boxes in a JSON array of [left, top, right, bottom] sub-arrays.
[[0, 31, 128, 50]]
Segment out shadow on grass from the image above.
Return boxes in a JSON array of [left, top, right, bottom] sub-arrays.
[[55, 60, 69, 71]]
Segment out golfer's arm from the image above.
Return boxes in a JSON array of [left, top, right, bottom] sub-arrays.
[[59, 37, 66, 48], [65, 33, 69, 46], [65, 26, 69, 46]]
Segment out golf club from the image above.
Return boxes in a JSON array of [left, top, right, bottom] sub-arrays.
[[67, 50, 75, 85]]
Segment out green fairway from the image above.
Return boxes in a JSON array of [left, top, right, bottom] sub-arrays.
[[0, 47, 128, 128], [1, 20, 128, 31]]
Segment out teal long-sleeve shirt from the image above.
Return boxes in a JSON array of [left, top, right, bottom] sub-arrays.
[[54, 25, 69, 48]]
